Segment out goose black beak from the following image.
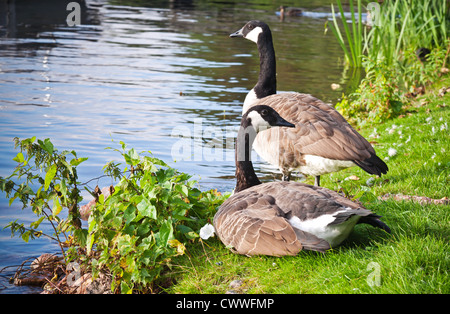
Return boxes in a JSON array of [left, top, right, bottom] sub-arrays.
[[230, 27, 244, 38], [276, 117, 295, 128]]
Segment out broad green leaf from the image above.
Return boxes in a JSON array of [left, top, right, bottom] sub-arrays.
[[70, 157, 88, 166], [74, 228, 88, 247], [120, 281, 132, 294], [86, 233, 96, 254], [129, 148, 139, 160], [144, 155, 168, 167], [21, 185, 35, 196], [124, 148, 140, 165], [52, 197, 62, 216], [39, 138, 54, 154], [136, 219, 151, 236], [180, 184, 188, 197], [44, 164, 57, 191], [22, 231, 30, 243], [12, 152, 24, 163], [60, 179, 67, 197], [110, 216, 123, 229], [137, 198, 157, 220], [123, 204, 137, 225], [30, 216, 45, 229], [158, 219, 173, 247], [60, 158, 73, 175]]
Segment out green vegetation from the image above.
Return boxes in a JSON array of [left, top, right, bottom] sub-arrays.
[[329, 0, 364, 67], [331, 0, 450, 125], [1, 139, 227, 293], [0, 137, 88, 260], [322, 79, 450, 199], [365, 0, 448, 68], [85, 143, 226, 293]]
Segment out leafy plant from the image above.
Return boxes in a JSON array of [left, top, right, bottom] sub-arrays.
[[399, 41, 450, 91], [86, 141, 227, 293], [336, 57, 404, 126], [0, 137, 228, 293], [0, 137, 88, 260], [330, 0, 449, 68], [331, 0, 449, 125]]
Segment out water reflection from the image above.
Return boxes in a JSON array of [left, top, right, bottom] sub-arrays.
[[0, 0, 358, 293]]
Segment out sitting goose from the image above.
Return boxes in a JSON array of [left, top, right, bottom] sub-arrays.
[[213, 105, 390, 256], [230, 20, 388, 186]]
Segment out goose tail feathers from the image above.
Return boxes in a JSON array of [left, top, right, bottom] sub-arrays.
[[358, 215, 392, 234], [353, 152, 388, 176]]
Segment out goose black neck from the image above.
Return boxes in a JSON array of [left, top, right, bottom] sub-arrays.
[[235, 122, 261, 193], [254, 31, 277, 99]]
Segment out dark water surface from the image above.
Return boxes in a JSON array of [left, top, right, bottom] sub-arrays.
[[0, 0, 358, 293]]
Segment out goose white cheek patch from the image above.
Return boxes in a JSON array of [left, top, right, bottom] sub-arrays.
[[247, 110, 271, 132], [246, 26, 263, 43]]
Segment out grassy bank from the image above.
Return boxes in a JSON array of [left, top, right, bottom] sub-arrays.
[[167, 77, 450, 294]]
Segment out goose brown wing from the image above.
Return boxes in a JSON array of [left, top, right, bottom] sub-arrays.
[[214, 192, 302, 256], [252, 93, 375, 161], [249, 181, 360, 218]]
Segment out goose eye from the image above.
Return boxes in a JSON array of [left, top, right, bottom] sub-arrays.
[[248, 24, 254, 30], [261, 109, 268, 116]]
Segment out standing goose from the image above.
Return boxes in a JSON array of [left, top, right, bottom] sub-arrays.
[[230, 20, 388, 186], [213, 105, 391, 256]]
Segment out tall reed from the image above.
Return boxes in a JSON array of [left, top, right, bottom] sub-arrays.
[[365, 0, 449, 67], [329, 0, 364, 67], [330, 0, 449, 68], [332, 0, 450, 125]]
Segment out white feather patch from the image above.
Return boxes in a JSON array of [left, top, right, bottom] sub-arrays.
[[298, 155, 356, 176], [288, 209, 360, 247], [245, 26, 263, 44], [243, 89, 258, 114], [199, 223, 215, 240], [247, 110, 270, 132]]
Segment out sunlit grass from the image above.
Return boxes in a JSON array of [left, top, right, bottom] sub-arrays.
[[319, 78, 450, 200]]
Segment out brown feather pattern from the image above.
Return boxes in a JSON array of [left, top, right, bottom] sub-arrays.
[[248, 93, 388, 178], [252, 92, 374, 161]]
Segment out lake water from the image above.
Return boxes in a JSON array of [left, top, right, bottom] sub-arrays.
[[0, 0, 359, 293]]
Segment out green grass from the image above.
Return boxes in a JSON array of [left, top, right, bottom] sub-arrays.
[[165, 78, 450, 294], [319, 79, 450, 199]]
